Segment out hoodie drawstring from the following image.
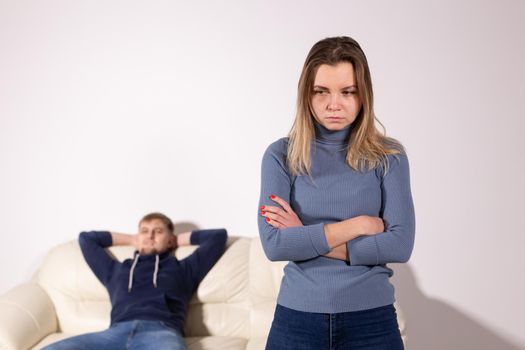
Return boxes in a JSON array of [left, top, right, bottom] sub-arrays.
[[153, 254, 159, 288], [128, 253, 161, 292], [128, 253, 140, 292]]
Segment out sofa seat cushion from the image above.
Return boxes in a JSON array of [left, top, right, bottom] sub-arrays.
[[31, 333, 249, 350], [30, 333, 73, 349], [245, 337, 268, 350], [186, 336, 248, 349]]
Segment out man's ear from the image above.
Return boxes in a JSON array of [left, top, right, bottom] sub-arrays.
[[169, 234, 178, 249]]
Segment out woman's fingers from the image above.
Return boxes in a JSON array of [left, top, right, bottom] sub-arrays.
[[261, 195, 303, 228], [261, 207, 287, 225], [262, 210, 284, 223], [269, 195, 294, 213], [261, 205, 286, 216], [266, 217, 284, 229]]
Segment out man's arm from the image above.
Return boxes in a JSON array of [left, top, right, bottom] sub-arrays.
[[184, 229, 227, 285], [109, 231, 137, 246], [175, 231, 192, 247], [78, 231, 118, 286]]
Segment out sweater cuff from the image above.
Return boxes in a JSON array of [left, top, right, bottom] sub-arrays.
[[347, 235, 379, 266], [190, 230, 201, 245], [307, 223, 330, 256], [96, 231, 113, 247], [190, 229, 226, 245]]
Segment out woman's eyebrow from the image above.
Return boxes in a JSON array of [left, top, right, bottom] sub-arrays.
[[313, 85, 357, 90]]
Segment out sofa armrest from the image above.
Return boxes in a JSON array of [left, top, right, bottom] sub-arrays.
[[0, 282, 57, 350]]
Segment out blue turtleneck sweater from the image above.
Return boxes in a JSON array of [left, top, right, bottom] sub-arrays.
[[78, 229, 227, 333], [258, 122, 415, 313]]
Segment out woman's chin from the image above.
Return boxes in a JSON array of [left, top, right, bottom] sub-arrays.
[[322, 121, 351, 130]]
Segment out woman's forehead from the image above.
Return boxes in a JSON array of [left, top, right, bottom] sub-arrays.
[[314, 62, 356, 86]]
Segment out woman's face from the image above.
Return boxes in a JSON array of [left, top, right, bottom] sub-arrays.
[[311, 62, 362, 130]]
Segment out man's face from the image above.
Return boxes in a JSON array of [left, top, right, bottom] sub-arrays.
[[136, 219, 175, 255]]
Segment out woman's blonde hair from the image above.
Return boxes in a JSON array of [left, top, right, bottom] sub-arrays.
[[287, 36, 404, 176]]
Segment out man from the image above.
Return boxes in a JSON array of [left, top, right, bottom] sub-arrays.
[[43, 212, 227, 350]]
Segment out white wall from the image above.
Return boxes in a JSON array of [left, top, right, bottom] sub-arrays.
[[1, 0, 524, 348]]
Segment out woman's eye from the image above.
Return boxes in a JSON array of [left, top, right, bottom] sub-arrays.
[[314, 90, 326, 95], [343, 91, 356, 96]]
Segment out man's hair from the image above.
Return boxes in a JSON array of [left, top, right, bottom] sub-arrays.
[[139, 212, 174, 234]]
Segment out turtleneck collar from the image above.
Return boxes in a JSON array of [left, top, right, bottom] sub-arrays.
[[314, 120, 353, 145]]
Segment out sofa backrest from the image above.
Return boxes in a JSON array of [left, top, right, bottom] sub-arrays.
[[35, 237, 284, 339]]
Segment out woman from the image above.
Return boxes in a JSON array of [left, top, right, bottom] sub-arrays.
[[258, 36, 415, 349]]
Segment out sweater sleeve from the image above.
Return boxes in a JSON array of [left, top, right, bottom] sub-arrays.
[[258, 140, 331, 262], [78, 231, 116, 285], [184, 228, 227, 285], [347, 153, 416, 265]]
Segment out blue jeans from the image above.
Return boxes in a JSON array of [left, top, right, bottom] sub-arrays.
[[266, 304, 404, 350], [42, 320, 186, 350]]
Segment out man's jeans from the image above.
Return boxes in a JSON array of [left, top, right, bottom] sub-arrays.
[[42, 320, 186, 350]]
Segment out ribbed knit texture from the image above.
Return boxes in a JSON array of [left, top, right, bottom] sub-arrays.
[[78, 229, 227, 333], [258, 122, 415, 313]]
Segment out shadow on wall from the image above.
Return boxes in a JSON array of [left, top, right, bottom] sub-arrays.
[[391, 264, 523, 350], [174, 222, 200, 235]]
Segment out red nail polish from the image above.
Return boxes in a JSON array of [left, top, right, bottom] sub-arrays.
[[270, 195, 276, 199], [261, 211, 266, 215], [261, 205, 265, 209], [266, 217, 270, 222]]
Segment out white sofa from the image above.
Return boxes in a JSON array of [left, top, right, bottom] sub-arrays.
[[0, 237, 407, 350]]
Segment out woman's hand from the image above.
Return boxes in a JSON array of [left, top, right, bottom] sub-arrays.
[[324, 243, 349, 261], [261, 194, 303, 229], [354, 215, 385, 236]]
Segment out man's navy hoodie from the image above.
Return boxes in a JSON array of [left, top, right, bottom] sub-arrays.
[[78, 229, 227, 333]]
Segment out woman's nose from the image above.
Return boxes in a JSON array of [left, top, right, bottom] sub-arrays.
[[327, 94, 341, 111]]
